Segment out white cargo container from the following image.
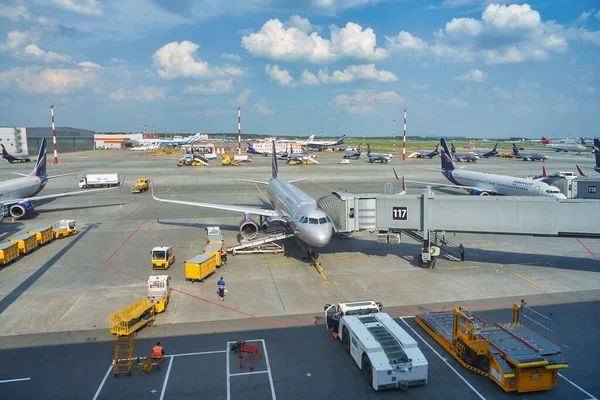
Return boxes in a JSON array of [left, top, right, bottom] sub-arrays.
[[79, 173, 120, 188]]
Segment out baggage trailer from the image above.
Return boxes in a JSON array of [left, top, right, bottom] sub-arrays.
[[204, 243, 224, 266], [0, 242, 19, 265], [28, 226, 54, 245], [184, 253, 217, 282], [207, 234, 224, 244], [108, 298, 155, 336], [325, 301, 428, 391], [9, 233, 38, 254], [415, 301, 568, 393]]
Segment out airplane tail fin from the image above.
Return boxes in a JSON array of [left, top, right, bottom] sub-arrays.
[[367, 144, 371, 154], [451, 143, 456, 153], [31, 138, 47, 178], [576, 165, 586, 177], [440, 138, 455, 171], [307, 134, 315, 143], [542, 166, 548, 179], [271, 140, 279, 178], [594, 139, 600, 168], [1, 144, 15, 162], [334, 135, 346, 145], [580, 137, 586, 145], [493, 143, 498, 150], [512, 143, 519, 155]]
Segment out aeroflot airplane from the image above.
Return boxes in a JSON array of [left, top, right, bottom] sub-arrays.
[[153, 141, 334, 249], [408, 138, 567, 198]]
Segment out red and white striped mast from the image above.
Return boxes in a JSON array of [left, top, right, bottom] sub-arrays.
[[237, 106, 241, 155], [402, 108, 407, 161], [50, 105, 59, 164]]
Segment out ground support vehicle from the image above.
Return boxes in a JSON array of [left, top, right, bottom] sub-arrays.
[[221, 154, 242, 166], [53, 220, 77, 238], [9, 233, 38, 254], [151, 246, 175, 270], [415, 300, 568, 393], [147, 275, 171, 313], [325, 301, 428, 391], [184, 253, 217, 282], [131, 178, 149, 193], [204, 243, 224, 266], [108, 298, 155, 336], [79, 173, 120, 188], [0, 242, 19, 265]]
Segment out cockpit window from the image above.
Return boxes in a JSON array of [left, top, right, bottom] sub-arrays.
[[318, 217, 328, 224], [326, 216, 332, 223], [308, 218, 318, 224], [301, 217, 308, 223]]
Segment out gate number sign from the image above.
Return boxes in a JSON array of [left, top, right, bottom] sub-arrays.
[[392, 207, 407, 220]]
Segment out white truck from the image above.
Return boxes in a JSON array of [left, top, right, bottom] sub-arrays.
[[325, 301, 428, 391], [79, 173, 120, 189]]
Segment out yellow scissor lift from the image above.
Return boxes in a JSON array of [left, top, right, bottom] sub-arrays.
[[415, 300, 568, 393]]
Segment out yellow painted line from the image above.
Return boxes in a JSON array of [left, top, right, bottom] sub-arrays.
[[311, 177, 335, 192], [295, 237, 328, 281], [253, 182, 271, 205], [511, 271, 538, 286], [448, 265, 480, 270]]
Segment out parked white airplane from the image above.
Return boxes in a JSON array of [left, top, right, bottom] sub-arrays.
[[407, 138, 566, 198]]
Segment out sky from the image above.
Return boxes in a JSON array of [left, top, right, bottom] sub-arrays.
[[0, 0, 599, 138]]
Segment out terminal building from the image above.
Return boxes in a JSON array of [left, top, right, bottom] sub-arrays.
[[0, 126, 95, 155]]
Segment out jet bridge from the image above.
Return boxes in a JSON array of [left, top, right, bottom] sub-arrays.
[[317, 188, 600, 267]]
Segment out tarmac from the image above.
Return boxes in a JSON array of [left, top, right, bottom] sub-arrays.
[[0, 147, 599, 398]]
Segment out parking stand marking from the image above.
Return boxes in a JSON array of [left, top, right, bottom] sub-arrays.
[[558, 373, 598, 400], [226, 339, 276, 400], [159, 357, 174, 400], [0, 377, 31, 384]]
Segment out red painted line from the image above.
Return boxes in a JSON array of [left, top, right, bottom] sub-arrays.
[[118, 197, 151, 222], [576, 238, 599, 260]]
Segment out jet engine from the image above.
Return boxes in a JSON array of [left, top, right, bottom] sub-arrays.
[[239, 216, 259, 240], [469, 190, 489, 196], [10, 201, 34, 218]]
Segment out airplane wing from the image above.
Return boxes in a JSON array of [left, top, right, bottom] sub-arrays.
[[153, 194, 277, 217], [404, 178, 498, 194], [0, 185, 122, 207], [237, 179, 269, 185]]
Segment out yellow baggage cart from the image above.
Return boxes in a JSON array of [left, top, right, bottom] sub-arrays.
[[204, 243, 223, 266], [0, 242, 20, 265], [9, 233, 38, 254], [207, 234, 224, 245], [28, 226, 54, 246], [185, 253, 217, 283], [108, 298, 155, 336]]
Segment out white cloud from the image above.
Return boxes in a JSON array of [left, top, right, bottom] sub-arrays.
[[576, 10, 595, 25], [386, 31, 429, 52], [596, 10, 600, 20], [254, 99, 274, 115], [299, 70, 320, 85], [331, 89, 404, 114], [265, 64, 295, 86], [180, 109, 231, 117], [221, 53, 242, 61], [109, 85, 167, 101], [0, 30, 70, 63], [78, 61, 101, 70], [455, 68, 487, 82], [183, 80, 233, 95], [236, 89, 252, 106], [241, 16, 386, 63], [429, 3, 571, 64], [318, 64, 398, 83], [0, 4, 31, 21], [0, 66, 96, 94], [153, 41, 244, 79], [492, 86, 512, 100], [50, 0, 103, 16], [22, 44, 71, 63], [579, 28, 600, 46], [443, 96, 468, 108]]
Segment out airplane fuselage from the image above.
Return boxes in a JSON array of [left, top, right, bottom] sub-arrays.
[[0, 176, 45, 202], [444, 169, 566, 198], [267, 177, 332, 247]]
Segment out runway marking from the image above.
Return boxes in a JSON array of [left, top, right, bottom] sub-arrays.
[[558, 373, 598, 400], [576, 238, 599, 261], [399, 318, 486, 400], [159, 357, 174, 400], [449, 265, 479, 270], [323, 280, 340, 287], [230, 370, 269, 377], [328, 254, 371, 263], [0, 377, 31, 384]]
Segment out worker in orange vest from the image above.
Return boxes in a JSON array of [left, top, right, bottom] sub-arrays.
[[220, 246, 228, 266], [151, 342, 165, 359]]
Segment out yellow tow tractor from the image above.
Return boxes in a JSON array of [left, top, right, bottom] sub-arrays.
[[53, 220, 77, 239], [221, 154, 242, 166], [151, 246, 175, 270], [131, 178, 149, 193]]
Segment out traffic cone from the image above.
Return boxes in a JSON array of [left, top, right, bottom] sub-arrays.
[[120, 204, 123, 209], [11, 217, 15, 223], [147, 225, 151, 231]]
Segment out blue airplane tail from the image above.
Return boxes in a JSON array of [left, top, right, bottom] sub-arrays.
[[451, 143, 457, 153], [247, 143, 260, 154], [271, 141, 279, 178], [31, 138, 47, 178], [334, 135, 346, 145], [440, 138, 455, 171], [1, 144, 17, 162], [595, 139, 600, 168], [512, 143, 519, 156], [367, 144, 371, 154]]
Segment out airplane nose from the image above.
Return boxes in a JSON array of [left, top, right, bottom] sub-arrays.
[[307, 225, 333, 248]]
